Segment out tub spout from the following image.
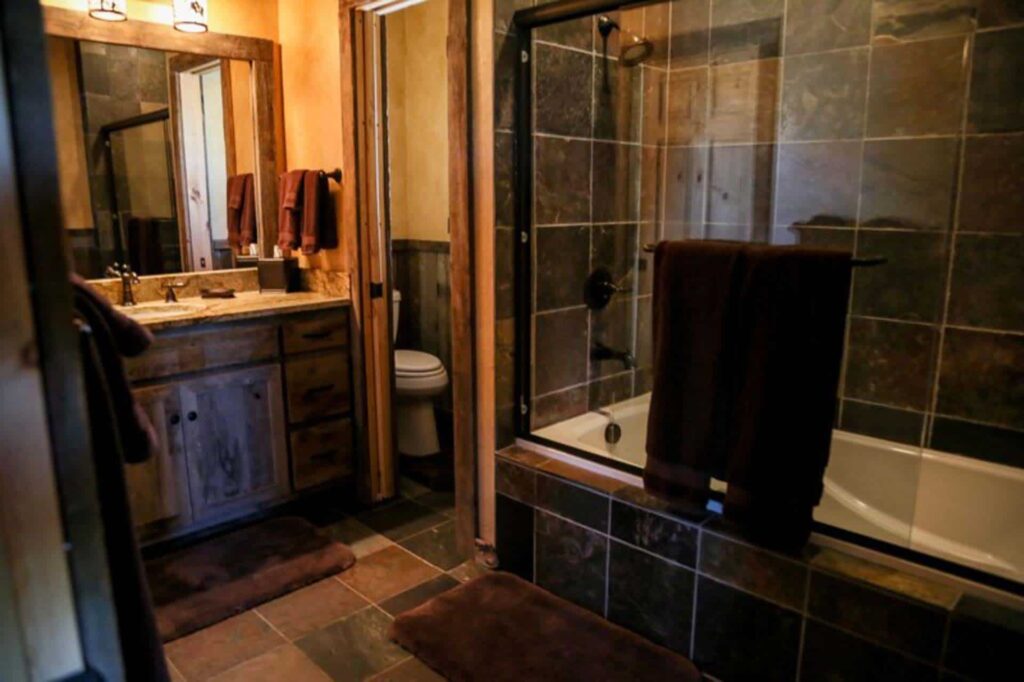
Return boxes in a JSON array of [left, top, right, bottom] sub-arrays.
[[591, 341, 636, 370]]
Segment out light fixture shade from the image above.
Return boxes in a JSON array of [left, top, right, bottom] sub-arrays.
[[88, 0, 127, 22], [173, 0, 209, 33]]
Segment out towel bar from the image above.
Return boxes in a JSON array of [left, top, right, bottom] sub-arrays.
[[641, 242, 886, 267], [320, 168, 343, 183]]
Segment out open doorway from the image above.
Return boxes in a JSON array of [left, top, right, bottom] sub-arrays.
[[383, 0, 455, 495], [351, 0, 476, 556]]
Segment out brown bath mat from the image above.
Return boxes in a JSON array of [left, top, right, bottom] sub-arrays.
[[390, 572, 701, 682], [146, 516, 355, 641]]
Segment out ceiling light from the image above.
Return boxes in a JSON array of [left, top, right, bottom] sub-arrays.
[[173, 0, 209, 33], [88, 0, 127, 22]]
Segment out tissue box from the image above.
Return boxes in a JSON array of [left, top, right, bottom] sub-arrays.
[[258, 258, 300, 293]]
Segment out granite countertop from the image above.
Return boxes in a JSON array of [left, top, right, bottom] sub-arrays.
[[116, 290, 350, 331]]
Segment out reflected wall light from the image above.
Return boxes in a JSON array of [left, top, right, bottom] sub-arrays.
[[88, 0, 127, 22], [173, 0, 209, 33]]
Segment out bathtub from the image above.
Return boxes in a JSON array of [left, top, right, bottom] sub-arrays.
[[533, 394, 1024, 585]]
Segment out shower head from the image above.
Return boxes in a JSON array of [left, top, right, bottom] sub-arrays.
[[597, 14, 654, 67]]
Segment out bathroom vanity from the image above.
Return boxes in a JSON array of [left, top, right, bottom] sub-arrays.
[[121, 294, 354, 544]]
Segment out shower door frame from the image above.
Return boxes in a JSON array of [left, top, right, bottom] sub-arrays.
[[512, 0, 651, 475], [509, 0, 1024, 595]]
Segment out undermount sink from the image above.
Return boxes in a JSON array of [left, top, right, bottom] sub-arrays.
[[118, 301, 206, 321]]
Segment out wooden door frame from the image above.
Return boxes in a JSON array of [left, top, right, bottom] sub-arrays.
[[341, 0, 477, 556]]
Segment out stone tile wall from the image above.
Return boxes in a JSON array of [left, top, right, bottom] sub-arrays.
[[493, 0, 1024, 468], [496, 445, 1024, 680]]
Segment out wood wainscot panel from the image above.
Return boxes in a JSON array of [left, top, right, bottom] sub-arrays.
[[284, 350, 352, 424], [125, 322, 279, 382], [290, 418, 354, 491]]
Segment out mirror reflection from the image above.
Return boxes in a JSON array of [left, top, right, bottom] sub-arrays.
[[46, 37, 260, 278]]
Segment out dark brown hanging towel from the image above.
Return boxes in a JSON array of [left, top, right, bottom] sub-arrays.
[[300, 170, 338, 254], [644, 241, 745, 509], [227, 173, 256, 248], [71, 274, 168, 682], [722, 245, 851, 550], [277, 169, 306, 251]]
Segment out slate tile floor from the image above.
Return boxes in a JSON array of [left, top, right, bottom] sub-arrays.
[[163, 482, 480, 681]]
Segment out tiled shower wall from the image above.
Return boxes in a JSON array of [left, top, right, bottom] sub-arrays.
[[493, 0, 1024, 469]]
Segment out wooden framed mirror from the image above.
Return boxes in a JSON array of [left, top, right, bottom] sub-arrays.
[[43, 6, 281, 279]]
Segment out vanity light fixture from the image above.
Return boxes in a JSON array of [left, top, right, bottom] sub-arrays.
[[377, 0, 427, 15], [88, 0, 127, 22], [173, 0, 209, 33]]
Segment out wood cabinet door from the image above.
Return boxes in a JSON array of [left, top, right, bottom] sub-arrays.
[[179, 364, 289, 522], [125, 384, 191, 529]]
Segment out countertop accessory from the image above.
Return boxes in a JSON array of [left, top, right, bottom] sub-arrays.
[[199, 288, 236, 299], [258, 257, 300, 293]]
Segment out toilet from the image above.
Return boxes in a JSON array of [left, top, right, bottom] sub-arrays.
[[392, 290, 449, 456]]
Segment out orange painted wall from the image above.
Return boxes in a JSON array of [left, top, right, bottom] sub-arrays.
[[277, 0, 347, 272]]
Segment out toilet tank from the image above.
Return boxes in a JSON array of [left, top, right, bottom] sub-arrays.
[[392, 290, 401, 343]]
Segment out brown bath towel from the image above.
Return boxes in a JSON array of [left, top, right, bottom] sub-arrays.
[[277, 169, 306, 251], [723, 244, 851, 550], [227, 173, 256, 248], [300, 170, 338, 255], [644, 241, 745, 509], [644, 241, 852, 550]]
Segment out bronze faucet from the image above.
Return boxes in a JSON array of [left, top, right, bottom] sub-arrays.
[[105, 263, 141, 306], [164, 281, 187, 303]]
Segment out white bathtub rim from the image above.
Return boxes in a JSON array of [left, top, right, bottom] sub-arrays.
[[511, 438, 1024, 610]]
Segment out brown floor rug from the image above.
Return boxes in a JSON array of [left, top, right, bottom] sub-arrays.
[[146, 516, 355, 641], [390, 572, 701, 682]]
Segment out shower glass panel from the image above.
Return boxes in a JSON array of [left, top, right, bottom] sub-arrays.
[[515, 0, 1024, 585]]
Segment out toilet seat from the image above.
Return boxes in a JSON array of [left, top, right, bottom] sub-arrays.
[[395, 349, 444, 376], [394, 349, 448, 396]]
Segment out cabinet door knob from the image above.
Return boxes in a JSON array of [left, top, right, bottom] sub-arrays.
[[252, 392, 261, 400], [187, 411, 198, 421], [169, 414, 181, 425]]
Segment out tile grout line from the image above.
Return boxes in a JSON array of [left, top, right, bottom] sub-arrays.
[[251, 609, 292, 644], [689, 524, 702, 660], [365, 653, 416, 681], [925, 31, 976, 451], [839, 0, 877, 428], [603, 496, 612, 618], [794, 552, 813, 681]]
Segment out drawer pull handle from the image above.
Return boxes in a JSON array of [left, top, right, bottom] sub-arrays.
[[305, 384, 335, 397], [169, 413, 181, 425], [187, 411, 198, 422], [301, 330, 333, 340], [309, 450, 336, 463]]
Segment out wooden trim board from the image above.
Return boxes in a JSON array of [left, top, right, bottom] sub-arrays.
[[42, 5, 274, 61]]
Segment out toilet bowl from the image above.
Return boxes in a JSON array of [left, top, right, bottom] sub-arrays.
[[392, 291, 448, 457]]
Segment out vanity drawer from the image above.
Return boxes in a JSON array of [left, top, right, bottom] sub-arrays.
[[127, 323, 279, 382], [284, 351, 351, 424], [282, 311, 349, 356], [290, 418, 354, 490]]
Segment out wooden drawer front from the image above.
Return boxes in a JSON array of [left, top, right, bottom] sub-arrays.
[[290, 418, 353, 490], [285, 351, 351, 424], [282, 311, 349, 356], [126, 323, 279, 382]]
